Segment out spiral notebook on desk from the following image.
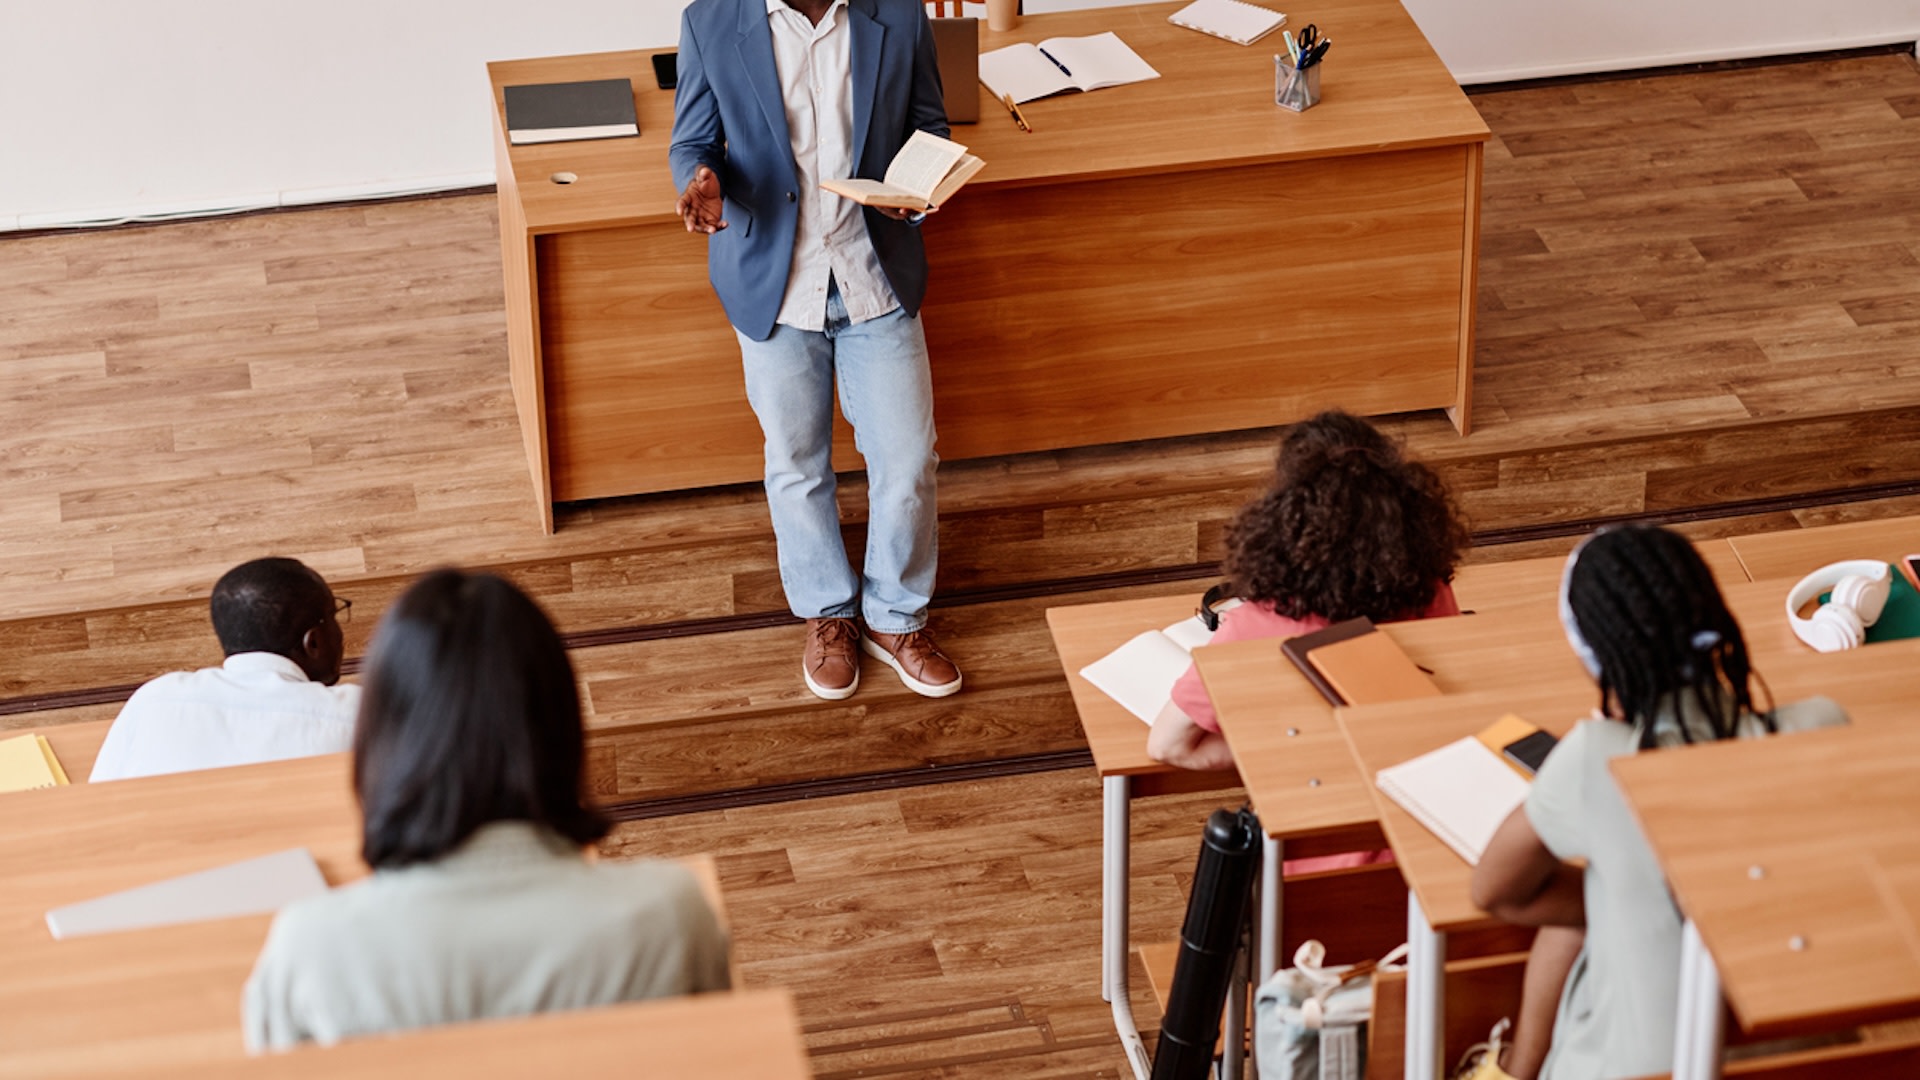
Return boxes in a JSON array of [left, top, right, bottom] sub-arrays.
[[1168, 0, 1288, 46]]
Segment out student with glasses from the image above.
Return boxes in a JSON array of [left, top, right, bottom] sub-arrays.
[[91, 557, 359, 782]]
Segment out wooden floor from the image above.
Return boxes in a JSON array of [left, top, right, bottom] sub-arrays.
[[6, 53, 1920, 1076]]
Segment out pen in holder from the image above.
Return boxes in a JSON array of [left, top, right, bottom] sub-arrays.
[[1275, 53, 1322, 112]]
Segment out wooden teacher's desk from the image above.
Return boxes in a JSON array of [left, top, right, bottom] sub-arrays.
[[488, 0, 1489, 531], [0, 754, 726, 1077]]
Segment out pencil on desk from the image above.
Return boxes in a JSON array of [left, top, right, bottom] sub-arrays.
[[1001, 92, 1032, 133]]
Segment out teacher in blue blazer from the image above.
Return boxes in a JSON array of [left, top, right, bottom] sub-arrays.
[[671, 0, 962, 702]]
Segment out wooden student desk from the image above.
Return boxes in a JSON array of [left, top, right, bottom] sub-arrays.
[[488, 0, 1488, 531], [1196, 551, 1822, 1078], [1193, 544, 1753, 860], [1725, 514, 1920, 582], [1045, 592, 1242, 1080], [64, 990, 812, 1080], [1040, 556, 1594, 1076], [1613, 721, 1920, 1080], [0, 753, 728, 1077], [1337, 633, 1920, 1080]]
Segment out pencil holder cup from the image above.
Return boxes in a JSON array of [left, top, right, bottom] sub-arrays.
[[1275, 55, 1322, 112]]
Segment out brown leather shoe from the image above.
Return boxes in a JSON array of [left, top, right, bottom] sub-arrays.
[[802, 617, 861, 700], [862, 628, 962, 698]]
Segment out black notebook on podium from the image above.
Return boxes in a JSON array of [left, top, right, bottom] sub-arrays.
[[504, 78, 639, 145]]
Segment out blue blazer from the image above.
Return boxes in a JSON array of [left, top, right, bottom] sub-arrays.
[[670, 0, 950, 341]]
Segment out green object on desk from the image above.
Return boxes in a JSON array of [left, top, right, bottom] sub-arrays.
[[1819, 563, 1920, 644]]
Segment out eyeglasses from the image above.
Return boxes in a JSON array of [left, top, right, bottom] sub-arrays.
[[332, 596, 353, 624]]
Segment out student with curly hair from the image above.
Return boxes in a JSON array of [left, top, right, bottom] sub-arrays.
[[1149, 410, 1470, 772], [1472, 525, 1847, 1079]]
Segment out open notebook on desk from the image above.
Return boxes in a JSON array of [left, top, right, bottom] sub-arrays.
[[979, 32, 1160, 104]]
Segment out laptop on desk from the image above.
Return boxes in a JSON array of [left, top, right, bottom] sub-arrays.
[[931, 17, 980, 123]]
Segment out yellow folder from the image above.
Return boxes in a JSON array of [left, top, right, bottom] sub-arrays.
[[0, 733, 70, 793]]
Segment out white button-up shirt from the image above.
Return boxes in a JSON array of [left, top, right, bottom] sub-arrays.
[[90, 652, 360, 782], [766, 0, 900, 330]]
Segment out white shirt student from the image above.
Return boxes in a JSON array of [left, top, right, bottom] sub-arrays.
[[91, 558, 357, 783]]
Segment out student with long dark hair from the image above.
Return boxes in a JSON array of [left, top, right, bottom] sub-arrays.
[[1150, 410, 1470, 771], [244, 570, 730, 1051], [1473, 526, 1846, 1079]]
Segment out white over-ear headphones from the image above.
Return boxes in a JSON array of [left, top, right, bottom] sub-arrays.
[[1785, 560, 1892, 652], [1559, 532, 1603, 679]]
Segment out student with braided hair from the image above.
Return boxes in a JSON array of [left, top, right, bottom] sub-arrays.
[[1472, 525, 1847, 1080], [1149, 410, 1469, 772]]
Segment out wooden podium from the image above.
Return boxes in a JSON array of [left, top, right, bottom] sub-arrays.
[[488, 0, 1488, 532]]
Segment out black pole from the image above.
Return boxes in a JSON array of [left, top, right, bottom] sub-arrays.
[[1151, 806, 1261, 1080]]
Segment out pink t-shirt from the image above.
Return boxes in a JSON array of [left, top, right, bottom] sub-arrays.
[[1170, 582, 1461, 734], [1166, 583, 1461, 874]]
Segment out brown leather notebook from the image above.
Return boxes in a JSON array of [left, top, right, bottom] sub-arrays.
[[1309, 629, 1443, 706], [1278, 617, 1377, 706]]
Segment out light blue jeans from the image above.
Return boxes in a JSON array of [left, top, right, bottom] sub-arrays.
[[735, 283, 938, 634]]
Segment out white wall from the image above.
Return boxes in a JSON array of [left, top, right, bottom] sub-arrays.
[[3, 0, 1917, 229], [0, 0, 691, 230], [1400, 0, 1920, 84]]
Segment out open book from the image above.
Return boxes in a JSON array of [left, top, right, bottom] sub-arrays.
[[1077, 607, 1229, 725], [979, 32, 1161, 104], [820, 131, 985, 211]]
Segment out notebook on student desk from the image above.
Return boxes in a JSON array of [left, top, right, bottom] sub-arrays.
[[1376, 727, 1532, 866], [46, 848, 328, 940], [0, 733, 69, 793], [1280, 618, 1443, 707], [931, 18, 981, 123]]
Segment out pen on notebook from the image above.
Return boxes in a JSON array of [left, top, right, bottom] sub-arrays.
[[1001, 92, 1032, 133], [1039, 47, 1072, 78]]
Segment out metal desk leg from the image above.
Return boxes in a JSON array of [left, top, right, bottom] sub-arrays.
[[1104, 775, 1152, 1080], [1259, 835, 1283, 983], [1224, 935, 1248, 1080], [1406, 891, 1446, 1080], [1672, 919, 1724, 1080]]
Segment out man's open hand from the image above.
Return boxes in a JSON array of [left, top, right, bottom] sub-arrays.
[[676, 165, 727, 234]]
